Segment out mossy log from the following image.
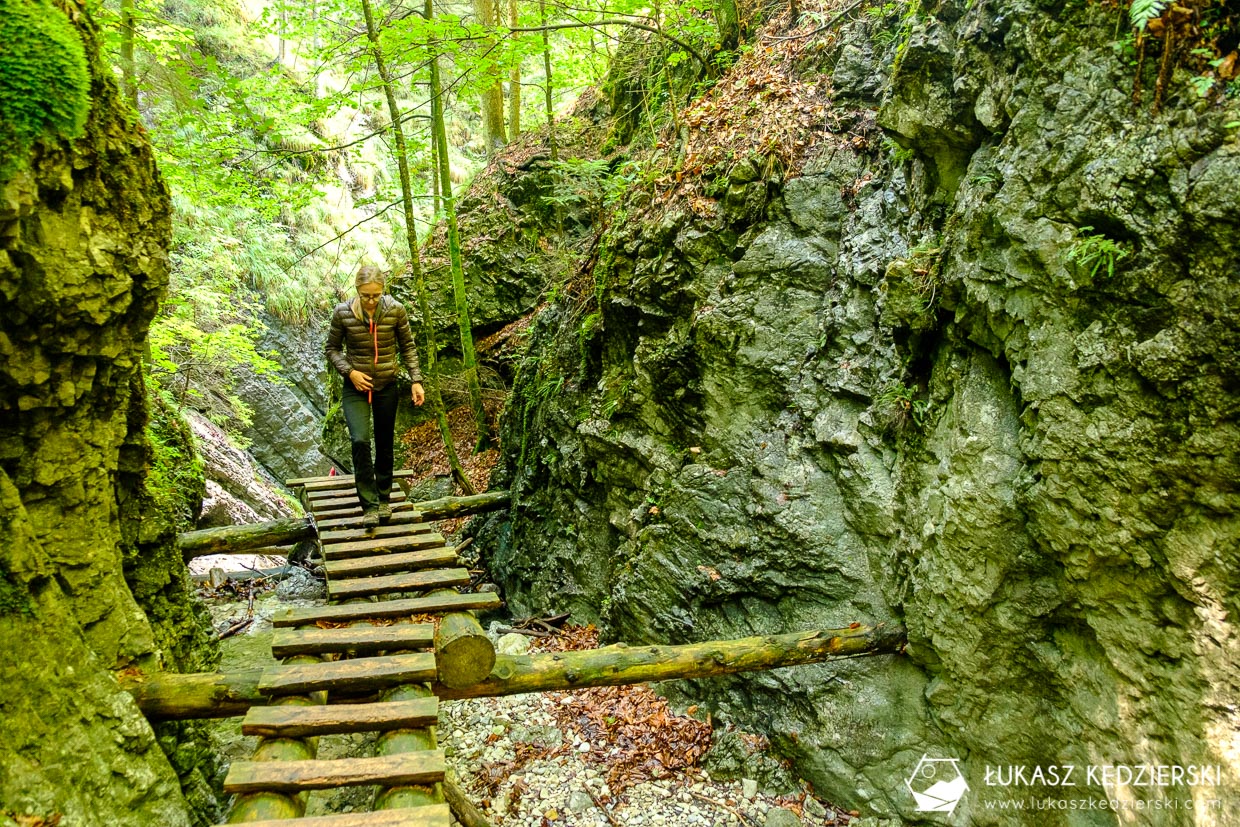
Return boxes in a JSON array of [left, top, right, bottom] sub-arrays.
[[178, 516, 316, 559], [413, 491, 509, 520], [434, 612, 496, 689], [124, 624, 905, 720]]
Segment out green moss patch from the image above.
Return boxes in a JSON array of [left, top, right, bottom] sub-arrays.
[[0, 0, 91, 182]]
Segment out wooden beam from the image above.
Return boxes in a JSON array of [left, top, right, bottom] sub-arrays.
[[328, 569, 468, 601], [321, 533, 447, 561], [274, 592, 502, 627], [124, 624, 906, 720], [224, 750, 445, 794], [258, 653, 437, 696], [177, 516, 315, 559], [242, 697, 439, 738], [271, 624, 435, 658], [323, 549, 458, 579], [212, 807, 451, 827]]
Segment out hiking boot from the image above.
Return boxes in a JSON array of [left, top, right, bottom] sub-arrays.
[[361, 509, 380, 528], [377, 502, 392, 524]]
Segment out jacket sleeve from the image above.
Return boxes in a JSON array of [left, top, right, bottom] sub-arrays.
[[325, 307, 353, 378], [394, 303, 423, 384]]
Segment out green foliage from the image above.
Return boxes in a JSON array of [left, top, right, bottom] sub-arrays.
[[0, 0, 90, 183], [877, 382, 929, 432], [882, 136, 914, 165], [1129, 0, 1168, 31], [0, 562, 33, 617], [1065, 226, 1130, 281], [143, 396, 204, 526]]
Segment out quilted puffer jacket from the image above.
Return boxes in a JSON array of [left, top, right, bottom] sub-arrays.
[[325, 295, 422, 390]]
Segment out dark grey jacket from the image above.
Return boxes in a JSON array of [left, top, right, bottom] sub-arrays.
[[325, 295, 422, 390]]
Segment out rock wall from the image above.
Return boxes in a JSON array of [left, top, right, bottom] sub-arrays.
[[0, 3, 211, 823], [475, 1, 1240, 822]]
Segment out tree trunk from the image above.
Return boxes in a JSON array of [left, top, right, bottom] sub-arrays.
[[507, 0, 521, 138], [473, 0, 507, 153], [540, 0, 556, 160], [177, 516, 315, 559], [124, 625, 906, 719], [427, 6, 491, 446], [360, 0, 474, 495], [119, 0, 138, 109]]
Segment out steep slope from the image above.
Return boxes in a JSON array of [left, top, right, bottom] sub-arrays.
[[471, 0, 1240, 821]]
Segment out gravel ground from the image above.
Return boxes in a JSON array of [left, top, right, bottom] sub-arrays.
[[442, 691, 858, 827]]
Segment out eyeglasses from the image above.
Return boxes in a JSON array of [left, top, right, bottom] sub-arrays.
[[358, 291, 382, 303]]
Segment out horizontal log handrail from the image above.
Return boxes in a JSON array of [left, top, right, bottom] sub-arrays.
[[122, 624, 905, 720], [175, 492, 510, 559]]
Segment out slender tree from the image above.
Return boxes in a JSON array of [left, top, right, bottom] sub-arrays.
[[360, 0, 475, 494], [473, 0, 507, 153], [507, 0, 521, 138], [540, 0, 556, 160], [119, 0, 138, 108], [428, 0, 491, 447]]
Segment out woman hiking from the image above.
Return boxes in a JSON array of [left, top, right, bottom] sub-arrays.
[[325, 264, 425, 527]]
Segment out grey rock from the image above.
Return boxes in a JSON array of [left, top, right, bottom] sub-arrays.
[[275, 568, 325, 600]]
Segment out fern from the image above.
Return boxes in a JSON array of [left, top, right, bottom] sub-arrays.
[[1129, 0, 1168, 31]]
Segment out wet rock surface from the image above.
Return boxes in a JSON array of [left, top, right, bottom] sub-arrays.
[[473, 0, 1240, 821]]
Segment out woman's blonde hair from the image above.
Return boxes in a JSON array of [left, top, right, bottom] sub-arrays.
[[355, 264, 385, 289]]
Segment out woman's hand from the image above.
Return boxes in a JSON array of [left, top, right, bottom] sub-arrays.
[[412, 383, 425, 406], [349, 370, 374, 391]]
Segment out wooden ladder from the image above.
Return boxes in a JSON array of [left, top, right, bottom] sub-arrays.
[[216, 473, 500, 826]]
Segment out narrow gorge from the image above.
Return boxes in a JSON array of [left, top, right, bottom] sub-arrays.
[[1, 0, 1236, 824]]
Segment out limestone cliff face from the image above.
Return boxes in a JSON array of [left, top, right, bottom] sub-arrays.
[[0, 3, 203, 823], [475, 0, 1240, 821]]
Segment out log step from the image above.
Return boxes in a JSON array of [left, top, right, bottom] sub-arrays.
[[314, 510, 425, 530], [257, 652, 436, 696], [306, 482, 401, 501], [288, 470, 418, 487], [312, 501, 417, 519], [271, 624, 435, 658], [223, 750, 445, 794], [320, 522, 435, 543], [329, 569, 470, 601], [211, 806, 450, 827], [312, 492, 409, 510], [323, 550, 459, 580], [274, 592, 503, 627], [241, 697, 438, 737], [322, 533, 447, 561]]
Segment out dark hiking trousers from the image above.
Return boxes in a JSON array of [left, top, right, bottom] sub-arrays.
[[341, 380, 399, 513]]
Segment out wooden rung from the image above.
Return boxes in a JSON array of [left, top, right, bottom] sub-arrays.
[[322, 533, 447, 561], [306, 483, 401, 501], [324, 549, 458, 580], [223, 750, 445, 793], [271, 623, 435, 658], [320, 522, 435, 543], [274, 592, 502, 627], [287, 470, 418, 487], [312, 492, 409, 509], [258, 652, 436, 696], [314, 510, 425, 530], [242, 697, 438, 737], [312, 501, 416, 518], [329, 569, 469, 601], [212, 805, 451, 827]]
